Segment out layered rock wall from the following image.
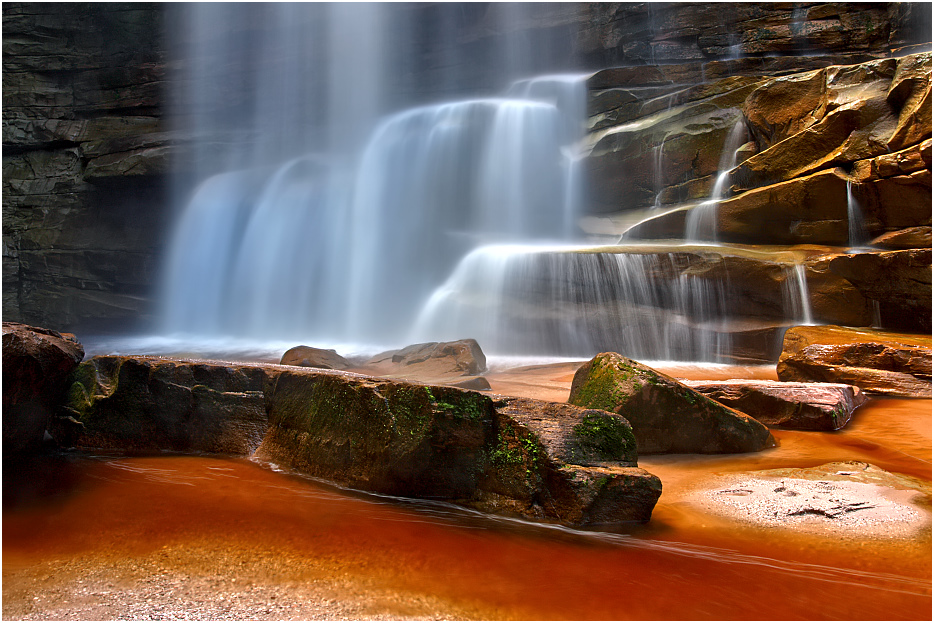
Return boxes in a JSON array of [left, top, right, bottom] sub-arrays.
[[3, 2, 169, 332]]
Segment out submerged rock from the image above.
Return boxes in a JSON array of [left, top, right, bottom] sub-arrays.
[[682, 379, 866, 431], [689, 461, 931, 539], [777, 325, 932, 397], [2, 322, 85, 454], [568, 352, 775, 454]]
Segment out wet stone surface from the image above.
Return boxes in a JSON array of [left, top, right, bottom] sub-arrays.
[[691, 462, 931, 539]]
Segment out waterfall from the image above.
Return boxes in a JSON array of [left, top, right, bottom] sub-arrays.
[[163, 21, 590, 344], [685, 119, 748, 242], [846, 180, 870, 250], [414, 246, 743, 361], [783, 263, 815, 326]]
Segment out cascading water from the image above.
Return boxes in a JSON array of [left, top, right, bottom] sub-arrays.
[[684, 119, 749, 242], [162, 2, 591, 347], [160, 5, 819, 364]]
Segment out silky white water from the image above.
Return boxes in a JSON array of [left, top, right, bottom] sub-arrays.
[[160, 5, 815, 363]]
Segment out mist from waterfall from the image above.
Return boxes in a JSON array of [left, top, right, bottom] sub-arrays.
[[160, 4, 816, 363], [162, 3, 590, 347]]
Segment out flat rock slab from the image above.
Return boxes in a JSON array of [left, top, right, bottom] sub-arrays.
[[778, 325, 932, 397], [569, 352, 775, 454], [682, 379, 867, 430], [689, 462, 931, 540]]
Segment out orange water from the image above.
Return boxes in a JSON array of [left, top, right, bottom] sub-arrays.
[[3, 395, 931, 620]]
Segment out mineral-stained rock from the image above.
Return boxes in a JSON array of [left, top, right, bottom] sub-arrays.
[[568, 352, 775, 454], [280, 345, 351, 370], [254, 367, 661, 527], [61, 356, 270, 454], [777, 325, 932, 397], [2, 322, 85, 454], [682, 379, 866, 431]]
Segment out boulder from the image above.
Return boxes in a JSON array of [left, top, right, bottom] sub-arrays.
[[682, 379, 867, 431], [568, 352, 775, 454], [61, 356, 271, 454], [254, 367, 661, 527], [777, 325, 932, 397], [2, 322, 84, 454], [358, 339, 488, 385], [280, 345, 351, 370]]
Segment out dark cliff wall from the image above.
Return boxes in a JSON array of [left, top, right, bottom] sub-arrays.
[[2, 2, 930, 333], [3, 2, 169, 333]]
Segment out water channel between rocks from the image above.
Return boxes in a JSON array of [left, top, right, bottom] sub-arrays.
[[3, 363, 931, 620]]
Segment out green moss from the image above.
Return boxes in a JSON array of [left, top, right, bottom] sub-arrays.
[[573, 412, 636, 459], [570, 358, 633, 412]]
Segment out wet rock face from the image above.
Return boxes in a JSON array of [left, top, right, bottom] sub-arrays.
[[61, 356, 270, 454], [828, 249, 932, 332], [2, 322, 85, 454], [682, 379, 867, 431], [568, 352, 775, 454], [777, 325, 932, 397], [3, 3, 169, 332]]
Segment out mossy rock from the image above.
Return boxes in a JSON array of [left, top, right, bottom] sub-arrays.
[[255, 370, 495, 498], [59, 356, 269, 454], [569, 352, 775, 454]]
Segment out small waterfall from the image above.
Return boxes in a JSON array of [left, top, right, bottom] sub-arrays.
[[414, 245, 739, 361], [782, 263, 815, 326], [846, 180, 870, 250], [652, 138, 666, 209], [685, 119, 748, 242]]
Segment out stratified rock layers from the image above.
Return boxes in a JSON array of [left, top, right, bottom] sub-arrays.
[[777, 325, 932, 397]]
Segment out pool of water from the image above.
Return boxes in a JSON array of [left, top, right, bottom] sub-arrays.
[[3, 388, 931, 619]]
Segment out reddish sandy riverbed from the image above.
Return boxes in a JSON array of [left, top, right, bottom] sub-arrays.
[[3, 362, 931, 620]]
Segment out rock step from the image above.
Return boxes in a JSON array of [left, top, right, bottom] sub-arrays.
[[777, 325, 932, 397]]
